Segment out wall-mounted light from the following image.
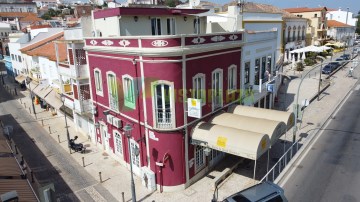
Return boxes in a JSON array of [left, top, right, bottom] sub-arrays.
[[134, 16, 138, 22], [184, 16, 187, 21], [103, 110, 110, 116]]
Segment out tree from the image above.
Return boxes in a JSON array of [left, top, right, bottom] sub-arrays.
[[356, 11, 360, 34]]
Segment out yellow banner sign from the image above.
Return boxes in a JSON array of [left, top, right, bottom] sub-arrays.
[[216, 136, 227, 148]]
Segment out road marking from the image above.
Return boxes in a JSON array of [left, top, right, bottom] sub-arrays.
[[355, 84, 360, 91], [279, 84, 355, 187]]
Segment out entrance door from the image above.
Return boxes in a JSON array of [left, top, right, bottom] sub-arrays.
[[130, 139, 141, 176], [100, 123, 110, 152]]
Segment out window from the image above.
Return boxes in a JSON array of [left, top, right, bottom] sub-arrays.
[[292, 26, 296, 41], [212, 69, 223, 111], [18, 55, 22, 62], [107, 72, 119, 111], [195, 145, 205, 172], [261, 56, 267, 83], [151, 18, 161, 35], [244, 62, 250, 85], [166, 18, 176, 35], [11, 54, 14, 60], [302, 26, 305, 40], [267, 55, 272, 76], [194, 18, 200, 34], [114, 131, 123, 156], [192, 73, 206, 106], [75, 49, 86, 65], [153, 82, 174, 128], [228, 65, 237, 93], [254, 58, 260, 85], [297, 26, 301, 40], [94, 69, 103, 96], [122, 75, 136, 109], [130, 141, 140, 167], [287, 27, 291, 42], [314, 14, 318, 17]]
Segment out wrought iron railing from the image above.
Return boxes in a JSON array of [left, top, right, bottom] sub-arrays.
[[155, 108, 173, 128]]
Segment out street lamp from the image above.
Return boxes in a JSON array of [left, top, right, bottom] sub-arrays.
[[61, 94, 71, 150], [124, 123, 137, 202], [316, 56, 325, 101], [26, 77, 37, 119]]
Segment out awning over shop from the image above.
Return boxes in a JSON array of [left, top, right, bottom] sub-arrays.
[[228, 105, 295, 131], [191, 122, 270, 160], [27, 81, 38, 89], [210, 113, 287, 146], [33, 85, 52, 99], [0, 140, 11, 153], [0, 179, 38, 202], [44, 90, 63, 110], [0, 158, 21, 177], [15, 75, 26, 83]]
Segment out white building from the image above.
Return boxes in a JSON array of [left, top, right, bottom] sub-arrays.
[[33, 0, 61, 9], [0, 1, 37, 13], [327, 20, 356, 46], [326, 8, 358, 26]]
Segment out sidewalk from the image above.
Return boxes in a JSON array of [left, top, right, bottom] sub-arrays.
[[0, 51, 359, 202]]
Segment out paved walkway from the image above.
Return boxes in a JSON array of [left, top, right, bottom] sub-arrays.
[[0, 49, 359, 202]]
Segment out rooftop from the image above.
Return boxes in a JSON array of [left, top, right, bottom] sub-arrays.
[[327, 20, 352, 27], [26, 37, 67, 62], [20, 31, 64, 53], [284, 7, 328, 13]]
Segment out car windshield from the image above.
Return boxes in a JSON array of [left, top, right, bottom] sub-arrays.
[[323, 66, 331, 70], [336, 59, 343, 61]]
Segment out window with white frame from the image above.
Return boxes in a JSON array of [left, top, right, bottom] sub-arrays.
[[212, 69, 223, 111], [195, 145, 205, 172], [107, 72, 119, 111], [254, 58, 260, 85], [151, 18, 161, 36], [153, 81, 174, 129], [166, 18, 176, 35], [114, 131, 123, 156], [192, 73, 206, 106], [130, 141, 140, 167], [194, 18, 200, 34], [261, 56, 267, 83], [244, 62, 250, 85], [94, 69, 103, 96], [228, 65, 237, 93], [122, 75, 136, 109]]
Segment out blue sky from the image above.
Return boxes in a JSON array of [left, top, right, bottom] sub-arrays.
[[209, 0, 360, 15]]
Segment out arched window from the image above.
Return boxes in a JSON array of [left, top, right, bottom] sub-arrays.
[[297, 26, 301, 40], [292, 26, 296, 41], [152, 81, 175, 128], [107, 71, 119, 111], [287, 26, 291, 42], [302, 26, 306, 40]]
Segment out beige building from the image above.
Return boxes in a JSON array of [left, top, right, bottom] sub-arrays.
[[285, 7, 328, 45]]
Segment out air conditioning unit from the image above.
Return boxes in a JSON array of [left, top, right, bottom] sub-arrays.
[[106, 114, 114, 125], [113, 118, 122, 128], [141, 167, 156, 191]]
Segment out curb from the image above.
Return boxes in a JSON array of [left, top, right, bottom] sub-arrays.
[[274, 74, 358, 186]]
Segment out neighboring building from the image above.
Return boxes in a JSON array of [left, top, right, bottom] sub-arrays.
[[0, 0, 37, 13], [74, 5, 92, 19], [285, 7, 328, 45], [33, 0, 60, 10], [8, 32, 28, 77], [0, 22, 12, 56], [0, 12, 44, 32], [327, 20, 356, 46], [326, 8, 358, 26]]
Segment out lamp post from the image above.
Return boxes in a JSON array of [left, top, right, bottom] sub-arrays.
[[317, 56, 325, 101], [124, 124, 136, 202], [61, 94, 71, 149], [26, 77, 37, 119]]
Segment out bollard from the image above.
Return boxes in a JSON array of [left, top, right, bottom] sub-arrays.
[[24, 103, 26, 108], [41, 119, 44, 126], [315, 72, 316, 77], [122, 192, 125, 202], [14, 88, 17, 96], [48, 126, 51, 134], [99, 172, 102, 183], [82, 157, 85, 167], [57, 135, 60, 143], [29, 107, 31, 114], [15, 144, 18, 154], [31, 171, 34, 183]]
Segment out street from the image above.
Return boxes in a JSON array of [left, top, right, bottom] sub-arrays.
[[282, 78, 360, 202]]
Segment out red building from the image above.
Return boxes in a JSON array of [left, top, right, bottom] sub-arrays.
[[85, 7, 248, 191]]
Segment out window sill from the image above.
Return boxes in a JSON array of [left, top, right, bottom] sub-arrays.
[[96, 91, 104, 97]]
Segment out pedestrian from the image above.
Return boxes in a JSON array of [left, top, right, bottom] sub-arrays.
[[349, 66, 354, 77], [265, 69, 270, 81]]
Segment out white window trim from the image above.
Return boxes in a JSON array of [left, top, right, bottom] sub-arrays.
[[194, 145, 206, 173], [151, 80, 176, 129], [212, 68, 223, 111], [106, 71, 119, 112], [151, 17, 162, 36], [94, 68, 103, 97], [113, 130, 124, 157], [227, 64, 237, 94], [192, 73, 206, 106], [166, 17, 176, 35], [122, 74, 136, 109]]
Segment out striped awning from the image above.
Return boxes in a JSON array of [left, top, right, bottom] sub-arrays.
[[0, 158, 21, 177], [0, 140, 11, 153], [0, 179, 38, 202], [44, 90, 63, 110]]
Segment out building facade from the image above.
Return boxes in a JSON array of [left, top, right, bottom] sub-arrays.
[[327, 20, 356, 46], [326, 8, 358, 26], [0, 1, 37, 13]]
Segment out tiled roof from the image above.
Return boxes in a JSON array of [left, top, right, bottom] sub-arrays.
[[19, 14, 43, 22], [284, 7, 327, 13], [26, 38, 67, 62], [29, 24, 52, 30], [0, 12, 31, 18], [20, 32, 63, 52], [327, 20, 351, 27]]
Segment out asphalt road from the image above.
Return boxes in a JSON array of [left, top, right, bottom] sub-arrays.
[[282, 79, 360, 202]]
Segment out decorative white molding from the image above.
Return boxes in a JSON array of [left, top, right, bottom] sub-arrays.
[[90, 40, 98, 46], [101, 40, 114, 46], [211, 35, 225, 42], [192, 37, 206, 44], [229, 35, 239, 41], [151, 40, 169, 47], [119, 39, 130, 47]]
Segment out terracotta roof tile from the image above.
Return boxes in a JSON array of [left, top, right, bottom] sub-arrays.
[[327, 20, 351, 27], [284, 7, 327, 13], [19, 14, 43, 22], [26, 38, 67, 62], [20, 32, 64, 52]]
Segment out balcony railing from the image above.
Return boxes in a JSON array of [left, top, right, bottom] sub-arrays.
[[109, 95, 119, 111], [155, 108, 173, 129]]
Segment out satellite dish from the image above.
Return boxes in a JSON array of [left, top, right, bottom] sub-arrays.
[[189, 0, 200, 8]]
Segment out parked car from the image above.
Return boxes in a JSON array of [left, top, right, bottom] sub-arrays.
[[322, 64, 335, 74], [222, 181, 288, 202], [340, 54, 351, 61], [353, 47, 360, 54], [335, 58, 345, 65], [329, 62, 341, 69]]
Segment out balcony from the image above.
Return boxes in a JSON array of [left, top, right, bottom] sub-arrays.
[[58, 60, 89, 79], [155, 109, 173, 129]]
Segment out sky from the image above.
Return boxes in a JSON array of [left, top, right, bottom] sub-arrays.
[[209, 0, 360, 15]]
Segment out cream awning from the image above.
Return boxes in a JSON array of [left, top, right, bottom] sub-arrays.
[[33, 85, 52, 99], [229, 105, 295, 131], [191, 122, 270, 160], [210, 113, 287, 146], [0, 140, 11, 153], [44, 90, 63, 110], [15, 75, 26, 83]]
